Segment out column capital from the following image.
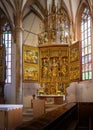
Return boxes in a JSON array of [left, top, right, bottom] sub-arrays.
[[15, 26, 24, 32]]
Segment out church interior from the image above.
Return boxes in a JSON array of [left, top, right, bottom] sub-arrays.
[[0, 0, 93, 129]]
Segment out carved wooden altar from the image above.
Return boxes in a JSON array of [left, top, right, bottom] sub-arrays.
[[39, 44, 69, 95], [22, 45, 39, 82], [22, 0, 81, 95], [38, 41, 80, 95]]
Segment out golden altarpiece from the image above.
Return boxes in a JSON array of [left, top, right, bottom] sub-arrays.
[[23, 0, 80, 95]]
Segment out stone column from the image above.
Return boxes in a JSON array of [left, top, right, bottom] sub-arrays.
[[15, 13, 23, 104]]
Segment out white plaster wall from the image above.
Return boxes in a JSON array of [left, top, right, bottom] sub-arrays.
[[66, 82, 78, 103], [77, 81, 93, 102], [23, 13, 44, 46], [23, 82, 41, 107], [4, 43, 16, 104], [66, 81, 93, 103]]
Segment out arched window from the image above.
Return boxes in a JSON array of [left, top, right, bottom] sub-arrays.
[[81, 8, 92, 80], [2, 22, 12, 83]]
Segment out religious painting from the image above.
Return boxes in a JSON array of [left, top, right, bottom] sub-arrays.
[[69, 41, 80, 82], [69, 62, 80, 82], [23, 45, 39, 82], [23, 64, 38, 81], [70, 41, 80, 63], [24, 45, 38, 64]]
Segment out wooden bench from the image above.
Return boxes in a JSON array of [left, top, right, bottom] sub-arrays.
[[15, 103, 78, 130]]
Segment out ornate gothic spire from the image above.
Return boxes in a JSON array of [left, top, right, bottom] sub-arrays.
[[51, 0, 56, 13], [61, 0, 63, 7]]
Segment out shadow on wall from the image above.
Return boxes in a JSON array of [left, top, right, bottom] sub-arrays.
[[23, 83, 41, 108], [66, 81, 93, 103], [66, 82, 78, 103], [77, 82, 93, 102]]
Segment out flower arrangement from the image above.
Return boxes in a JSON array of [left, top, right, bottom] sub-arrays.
[[39, 90, 45, 95], [56, 90, 62, 95]]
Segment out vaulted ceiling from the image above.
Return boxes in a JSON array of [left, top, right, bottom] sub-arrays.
[[0, 0, 92, 32]]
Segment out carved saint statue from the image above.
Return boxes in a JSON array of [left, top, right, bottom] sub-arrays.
[[61, 58, 68, 76], [51, 58, 58, 78], [51, 31, 55, 41], [42, 59, 48, 78], [44, 33, 48, 43]]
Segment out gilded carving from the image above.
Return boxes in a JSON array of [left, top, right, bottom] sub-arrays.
[[39, 45, 69, 95], [69, 41, 80, 82], [38, 0, 70, 45], [69, 62, 80, 81], [23, 45, 38, 82], [24, 48, 38, 64], [24, 64, 38, 81], [23, 41, 80, 94], [61, 57, 68, 77], [51, 58, 58, 78], [70, 42, 80, 63], [42, 58, 48, 78]]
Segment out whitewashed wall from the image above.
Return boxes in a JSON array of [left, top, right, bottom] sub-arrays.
[[23, 13, 44, 46], [22, 82, 41, 107], [66, 82, 78, 103], [66, 81, 93, 103], [77, 81, 93, 102]]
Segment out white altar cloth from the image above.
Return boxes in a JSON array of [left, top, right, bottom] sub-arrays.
[[0, 104, 23, 111]]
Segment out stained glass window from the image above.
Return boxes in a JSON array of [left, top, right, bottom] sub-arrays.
[[2, 22, 12, 83], [81, 8, 92, 80]]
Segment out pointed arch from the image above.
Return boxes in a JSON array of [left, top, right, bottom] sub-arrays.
[[75, 0, 92, 40], [75, 0, 92, 80], [60, 0, 72, 23]]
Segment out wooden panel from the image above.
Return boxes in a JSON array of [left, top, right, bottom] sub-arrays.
[[7, 108, 23, 130], [77, 102, 93, 129], [33, 99, 45, 118], [54, 97, 63, 104], [69, 41, 80, 82], [0, 111, 5, 130], [0, 106, 23, 130], [39, 45, 69, 95], [23, 45, 39, 82]]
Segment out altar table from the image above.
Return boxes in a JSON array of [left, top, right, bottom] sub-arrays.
[[37, 95, 64, 104], [0, 104, 23, 130]]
